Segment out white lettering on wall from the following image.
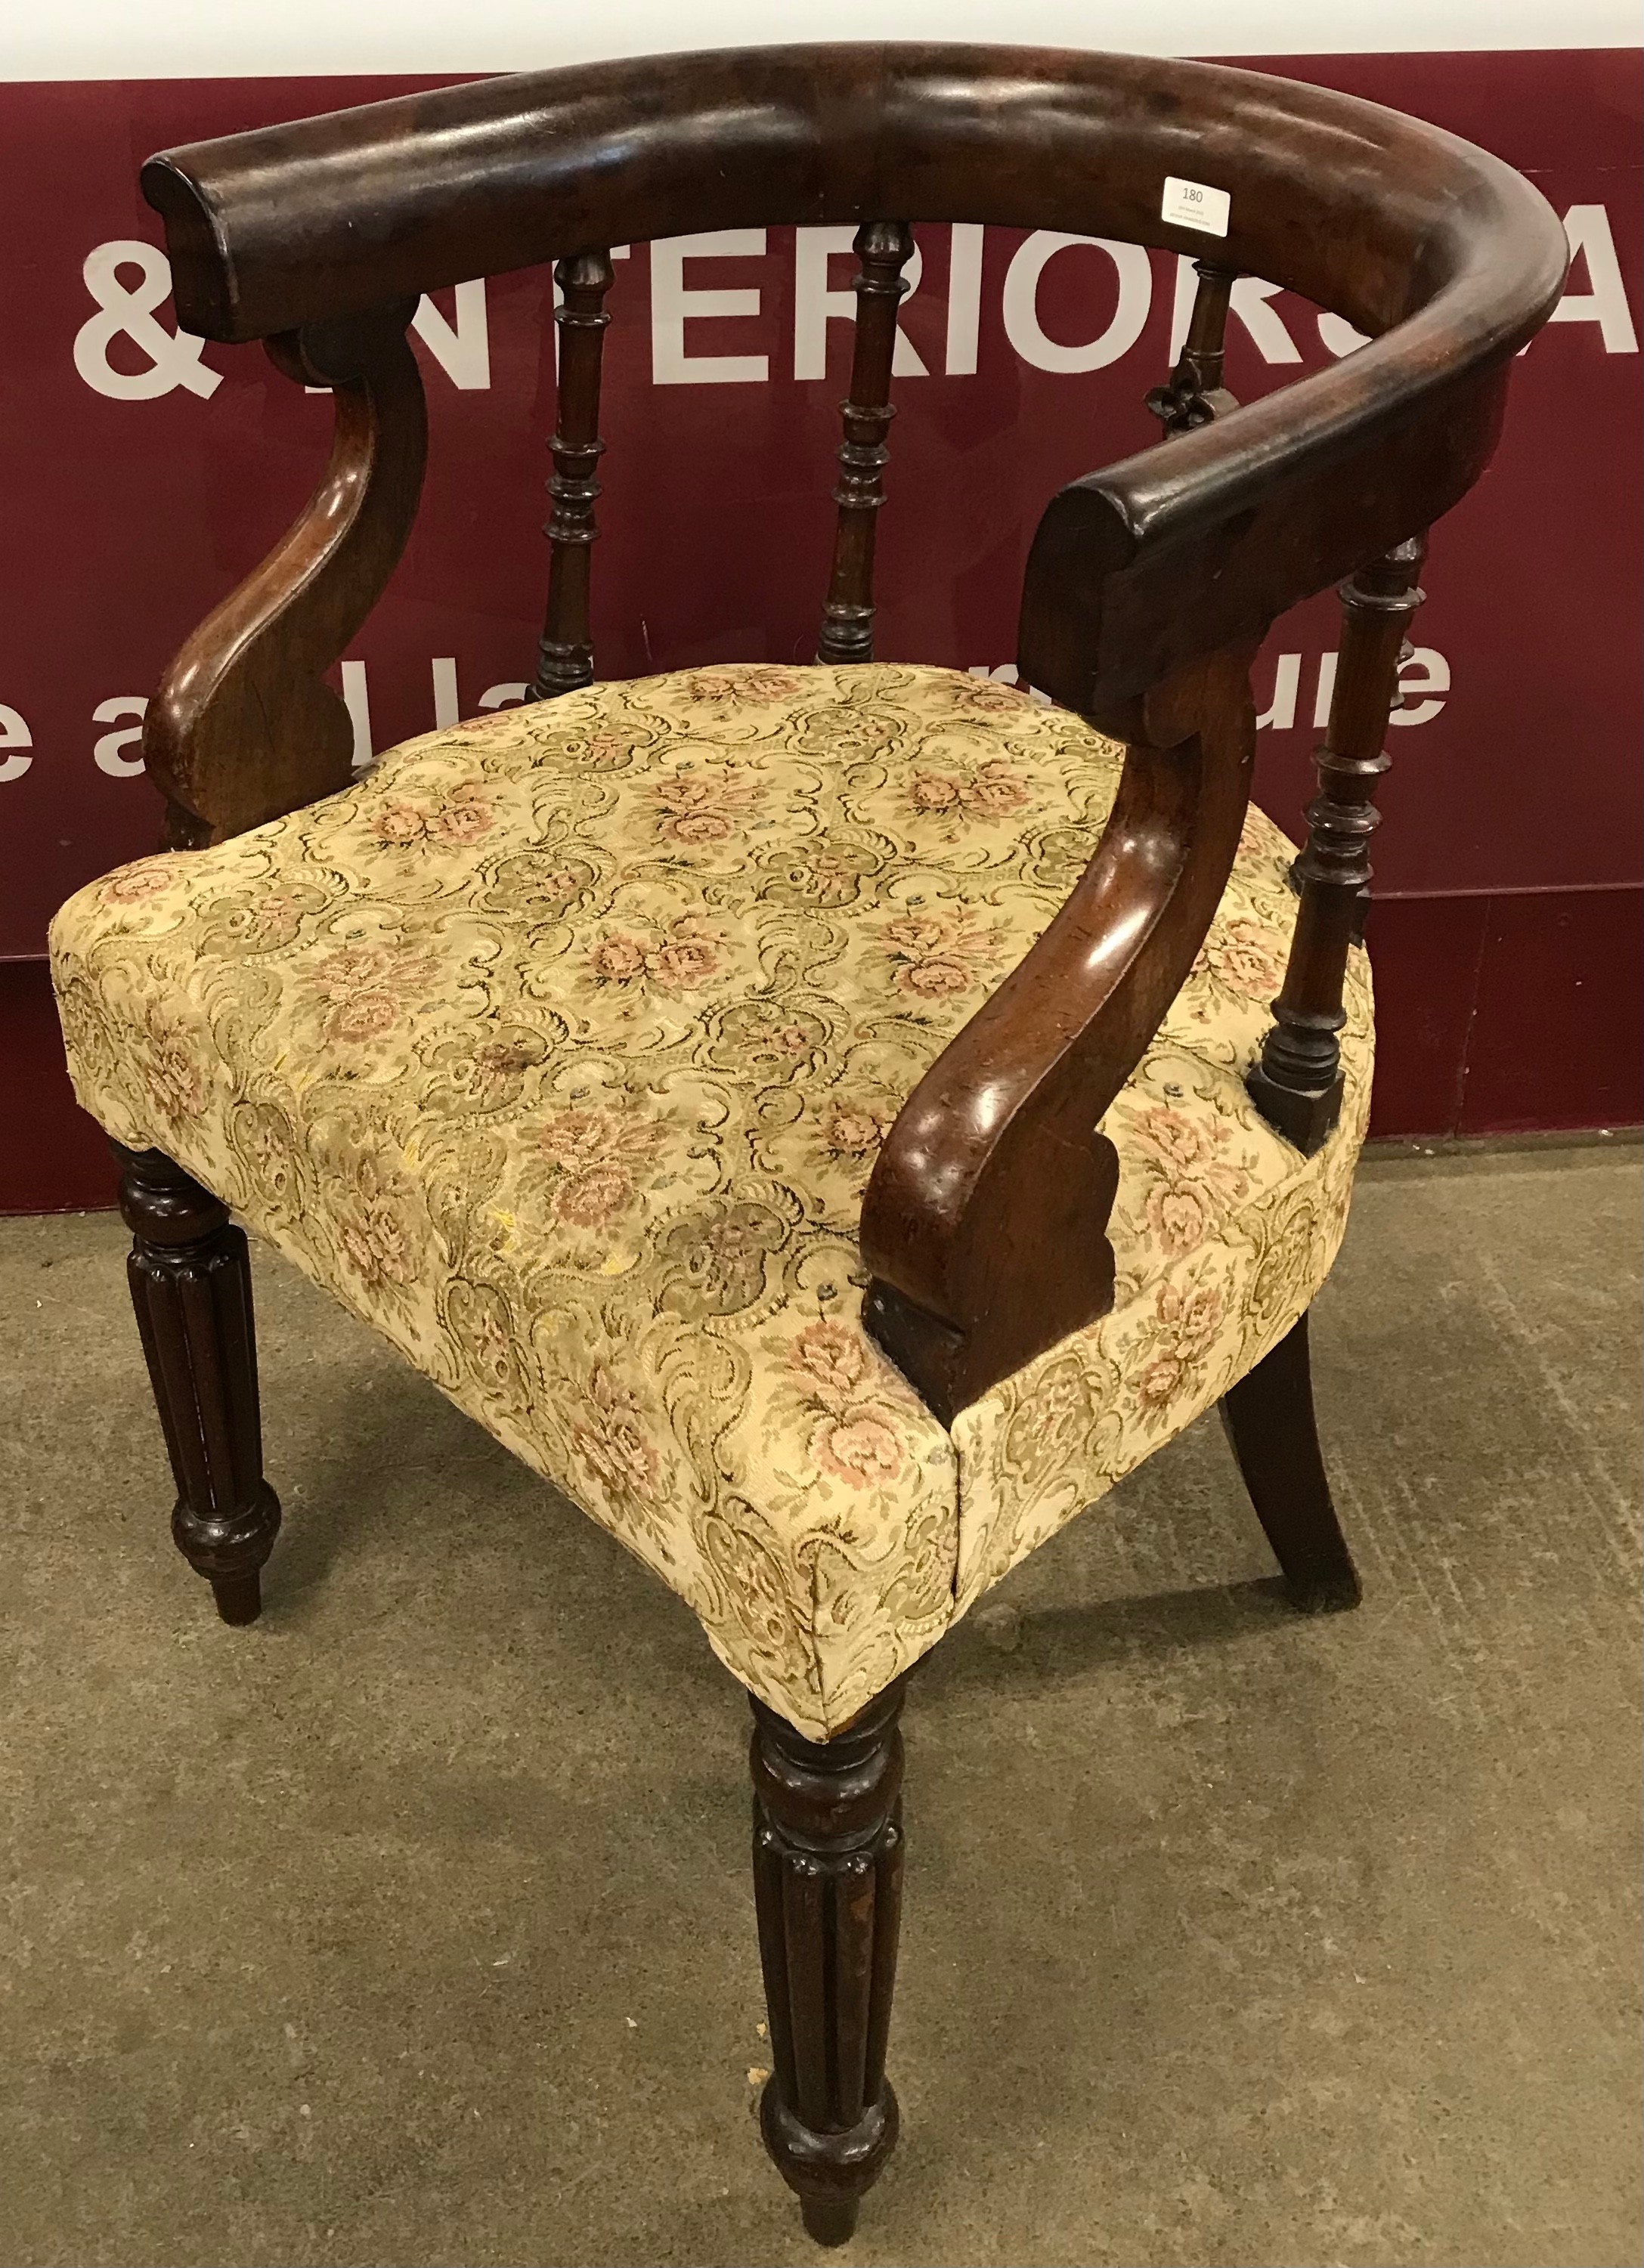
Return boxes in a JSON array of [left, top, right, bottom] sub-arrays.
[[652, 231, 769, 385], [1001, 233, 1153, 373], [1389, 646, 1450, 726], [340, 659, 373, 771], [0, 703, 33, 782], [70, 204, 1637, 419], [1313, 651, 1339, 730], [431, 656, 461, 729], [411, 280, 491, 390], [1317, 310, 1372, 357], [946, 224, 985, 376], [91, 695, 147, 775], [1254, 648, 1451, 731], [967, 662, 1051, 704], [1550, 205, 1639, 353], [73, 240, 221, 401], [1255, 652, 1302, 732]]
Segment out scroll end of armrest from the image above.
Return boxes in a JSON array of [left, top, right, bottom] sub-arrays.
[[141, 154, 237, 342], [862, 1109, 1122, 1428]]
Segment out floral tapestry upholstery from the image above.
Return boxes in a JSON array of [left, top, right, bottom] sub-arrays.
[[50, 664, 1372, 1739]]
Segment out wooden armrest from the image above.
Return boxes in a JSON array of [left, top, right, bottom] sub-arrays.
[[1019, 347, 1518, 734], [861, 648, 1256, 1421]]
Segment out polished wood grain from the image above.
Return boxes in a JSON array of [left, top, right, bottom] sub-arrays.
[[142, 305, 427, 846], [1249, 537, 1427, 1153], [816, 221, 915, 666], [533, 249, 616, 700], [115, 1143, 282, 1623], [751, 1681, 906, 2247], [1219, 1313, 1361, 1612], [142, 45, 1565, 753], [863, 642, 1259, 1419]]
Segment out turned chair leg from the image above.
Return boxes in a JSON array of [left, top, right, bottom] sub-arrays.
[[750, 1679, 906, 2246], [113, 1143, 282, 1624], [1218, 1311, 1361, 1613]]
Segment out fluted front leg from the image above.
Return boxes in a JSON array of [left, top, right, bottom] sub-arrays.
[[751, 1680, 906, 2245], [115, 1143, 282, 1624]]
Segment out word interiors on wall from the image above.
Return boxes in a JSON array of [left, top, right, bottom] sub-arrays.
[[1, 207, 1630, 785]]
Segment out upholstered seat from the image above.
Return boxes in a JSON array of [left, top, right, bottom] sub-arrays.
[[52, 661, 1371, 1735]]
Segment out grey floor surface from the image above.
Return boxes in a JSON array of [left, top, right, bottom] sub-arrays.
[[1, 1144, 1639, 2268]]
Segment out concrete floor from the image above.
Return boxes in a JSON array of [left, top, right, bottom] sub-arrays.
[[0, 1143, 1639, 2268]]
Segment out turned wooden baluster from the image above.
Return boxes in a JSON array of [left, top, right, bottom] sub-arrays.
[[751, 1682, 906, 2246], [1146, 259, 1239, 435], [532, 249, 616, 700], [116, 1144, 283, 1623], [816, 221, 916, 665], [1248, 534, 1427, 1153]]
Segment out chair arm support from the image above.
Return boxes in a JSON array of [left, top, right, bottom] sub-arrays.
[[144, 304, 426, 847], [860, 645, 1257, 1422]]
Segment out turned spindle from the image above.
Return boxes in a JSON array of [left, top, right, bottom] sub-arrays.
[[751, 1681, 906, 2245], [1146, 259, 1240, 435], [532, 249, 616, 700], [116, 1143, 283, 1623], [1248, 535, 1428, 1153], [816, 221, 916, 665]]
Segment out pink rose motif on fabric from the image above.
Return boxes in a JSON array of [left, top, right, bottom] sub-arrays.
[[1199, 914, 1286, 1003], [589, 933, 649, 984], [555, 1163, 640, 1228], [825, 1105, 887, 1160], [905, 760, 1029, 827], [1143, 1180, 1216, 1258], [1132, 1267, 1228, 1423], [571, 1366, 662, 1511], [1126, 1103, 1253, 1257], [327, 994, 399, 1046], [310, 941, 439, 1044], [369, 783, 494, 850], [651, 766, 765, 846], [792, 1319, 865, 1402], [813, 1412, 903, 1490], [785, 1320, 907, 1491], [878, 910, 1002, 1001], [330, 1153, 419, 1298], [138, 1008, 209, 1126], [536, 1105, 663, 1231], [680, 667, 803, 706], [101, 862, 182, 905], [587, 917, 723, 995], [649, 932, 720, 991]]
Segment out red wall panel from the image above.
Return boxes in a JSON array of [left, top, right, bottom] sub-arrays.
[[1, 51, 1639, 1208]]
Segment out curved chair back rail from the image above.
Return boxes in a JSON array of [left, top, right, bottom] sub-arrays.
[[145, 45, 1565, 720], [133, 42, 1566, 1417]]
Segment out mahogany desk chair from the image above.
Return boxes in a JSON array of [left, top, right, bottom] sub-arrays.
[[48, 45, 1564, 2245]]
